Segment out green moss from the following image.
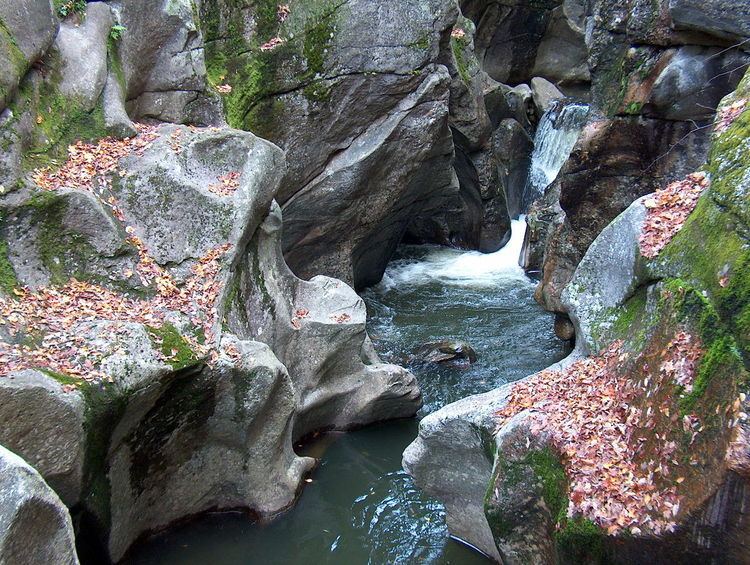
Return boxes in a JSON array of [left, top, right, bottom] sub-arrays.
[[451, 36, 471, 85], [0, 239, 19, 294], [624, 101, 643, 115], [79, 381, 129, 535], [37, 367, 84, 386], [680, 335, 744, 413], [527, 448, 568, 520], [146, 323, 199, 371], [201, 0, 341, 131], [556, 517, 607, 563], [485, 447, 568, 540], [26, 191, 100, 284]]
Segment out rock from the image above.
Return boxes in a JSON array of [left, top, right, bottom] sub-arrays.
[[0, 445, 79, 564], [0, 0, 58, 110], [643, 46, 750, 121], [101, 337, 313, 561], [117, 0, 223, 125], [0, 370, 85, 506], [532, 2, 590, 89], [403, 386, 511, 562], [102, 71, 137, 139], [530, 77, 565, 117], [460, 0, 561, 84], [200, 0, 512, 289], [53, 2, 112, 112], [562, 197, 648, 355], [484, 82, 535, 132], [226, 202, 422, 437], [485, 413, 561, 564], [0, 187, 140, 290], [553, 313, 575, 341], [533, 116, 710, 313], [278, 66, 458, 289], [113, 124, 283, 268], [668, 0, 750, 44], [492, 118, 534, 218], [415, 340, 478, 364]]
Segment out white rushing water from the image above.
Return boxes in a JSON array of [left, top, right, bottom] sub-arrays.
[[379, 216, 529, 290], [522, 101, 589, 209]]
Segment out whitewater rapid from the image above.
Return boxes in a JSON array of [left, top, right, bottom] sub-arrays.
[[378, 216, 530, 290]]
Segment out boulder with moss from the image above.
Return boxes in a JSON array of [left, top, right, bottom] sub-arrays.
[[406, 70, 750, 563], [0, 0, 58, 111], [0, 121, 421, 560]]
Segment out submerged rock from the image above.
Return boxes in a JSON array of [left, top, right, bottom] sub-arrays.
[[414, 340, 478, 364], [0, 444, 79, 564]]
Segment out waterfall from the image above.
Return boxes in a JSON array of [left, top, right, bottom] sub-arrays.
[[378, 216, 530, 290], [522, 101, 589, 211]]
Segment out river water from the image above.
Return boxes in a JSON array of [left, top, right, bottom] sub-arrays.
[[126, 218, 570, 564]]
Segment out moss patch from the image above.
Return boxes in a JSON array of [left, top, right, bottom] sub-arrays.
[[146, 323, 199, 371], [0, 239, 19, 294]]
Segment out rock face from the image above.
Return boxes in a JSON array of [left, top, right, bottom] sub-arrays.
[[199, 0, 517, 288], [0, 445, 79, 564], [0, 370, 85, 507], [101, 337, 312, 561], [116, 0, 223, 125], [530, 115, 711, 313]]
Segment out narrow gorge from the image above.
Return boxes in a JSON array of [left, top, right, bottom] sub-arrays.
[[0, 1, 748, 564]]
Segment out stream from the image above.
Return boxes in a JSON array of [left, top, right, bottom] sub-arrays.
[[125, 217, 571, 564]]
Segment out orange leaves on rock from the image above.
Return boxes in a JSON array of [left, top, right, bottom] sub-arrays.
[[32, 124, 159, 194], [714, 98, 747, 134], [260, 37, 286, 51], [659, 331, 702, 392], [208, 171, 241, 197], [215, 84, 233, 94], [277, 4, 291, 22], [639, 172, 709, 259], [451, 28, 465, 40], [331, 313, 351, 324], [494, 341, 683, 536], [0, 243, 232, 383]]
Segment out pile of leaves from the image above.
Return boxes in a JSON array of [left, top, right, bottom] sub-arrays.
[[0, 241, 232, 383], [714, 98, 747, 134], [1, 125, 239, 384], [494, 340, 698, 536], [208, 172, 241, 197], [639, 172, 709, 259], [31, 124, 159, 194]]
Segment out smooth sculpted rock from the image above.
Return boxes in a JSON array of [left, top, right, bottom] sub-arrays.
[[0, 445, 79, 564], [403, 386, 512, 562], [530, 77, 565, 117], [226, 202, 422, 437], [53, 2, 112, 112], [0, 370, 85, 506], [102, 337, 312, 561]]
